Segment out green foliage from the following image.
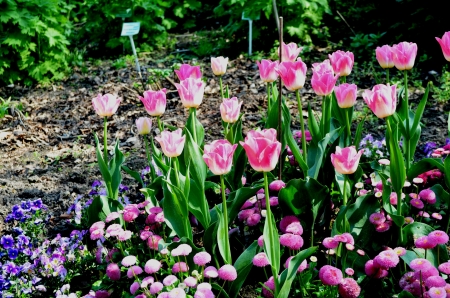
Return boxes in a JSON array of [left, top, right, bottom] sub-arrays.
[[433, 67, 450, 103], [0, 0, 71, 85]]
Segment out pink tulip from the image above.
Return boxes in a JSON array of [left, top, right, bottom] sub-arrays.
[[211, 56, 228, 76], [362, 84, 397, 119], [220, 97, 243, 123], [175, 78, 205, 108], [202, 140, 238, 175], [92, 93, 121, 117], [136, 117, 152, 135], [436, 32, 450, 62], [175, 64, 202, 81], [375, 45, 395, 69], [391, 42, 418, 70], [256, 59, 279, 83], [139, 89, 167, 116], [155, 129, 186, 158], [331, 146, 363, 175], [334, 83, 357, 108], [278, 42, 302, 62], [311, 60, 339, 96], [328, 50, 354, 76], [239, 128, 282, 172], [276, 59, 307, 91]]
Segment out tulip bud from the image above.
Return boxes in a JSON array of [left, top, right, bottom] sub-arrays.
[[92, 94, 121, 117], [175, 64, 202, 81], [363, 84, 397, 119], [211, 56, 228, 76], [276, 59, 307, 91], [436, 32, 450, 62], [278, 42, 302, 62], [328, 50, 354, 76], [155, 129, 186, 158], [375, 45, 395, 69], [256, 59, 279, 83], [220, 97, 242, 123], [136, 117, 152, 135], [175, 78, 205, 109], [331, 146, 363, 175], [202, 140, 237, 175], [334, 83, 357, 108], [391, 42, 418, 71], [139, 89, 167, 116]]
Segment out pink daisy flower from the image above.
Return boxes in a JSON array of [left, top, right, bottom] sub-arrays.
[[432, 213, 443, 220], [279, 215, 300, 233], [393, 247, 406, 256], [375, 222, 391, 232], [285, 221, 303, 235], [121, 255, 137, 267], [105, 212, 121, 223], [426, 276, 446, 288], [415, 236, 437, 249], [127, 265, 143, 278], [374, 250, 399, 269], [218, 264, 237, 281], [428, 230, 449, 245], [338, 278, 361, 298], [369, 212, 386, 225], [269, 180, 286, 191], [428, 287, 446, 298], [150, 282, 164, 294], [257, 235, 264, 247], [89, 221, 105, 233], [419, 189, 436, 204], [184, 276, 197, 287], [118, 230, 132, 241], [405, 217, 414, 224], [284, 256, 307, 272], [279, 233, 304, 250], [163, 275, 178, 286], [145, 259, 161, 274], [130, 281, 140, 295], [204, 266, 218, 278], [410, 258, 432, 271], [323, 237, 339, 249], [319, 265, 343, 285], [193, 252, 212, 266], [345, 268, 355, 276], [438, 261, 450, 274], [262, 276, 275, 298], [410, 198, 424, 209], [247, 213, 261, 226], [253, 252, 270, 267], [147, 235, 162, 250], [172, 262, 189, 274]]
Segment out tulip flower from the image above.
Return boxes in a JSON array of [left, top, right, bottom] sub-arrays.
[[203, 140, 237, 176], [311, 60, 339, 96], [257, 59, 279, 83], [211, 56, 228, 76], [328, 50, 354, 77], [220, 97, 242, 124], [331, 146, 363, 175], [278, 42, 302, 62], [362, 84, 397, 119], [175, 64, 202, 81], [155, 129, 185, 158], [175, 78, 205, 109], [92, 93, 121, 118], [334, 83, 357, 108], [240, 128, 281, 173], [391, 42, 418, 71], [376, 45, 395, 69], [276, 60, 307, 91], [136, 117, 152, 135], [436, 32, 450, 62], [139, 89, 167, 117]]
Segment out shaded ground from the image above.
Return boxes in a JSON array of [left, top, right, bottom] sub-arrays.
[[0, 52, 448, 236]]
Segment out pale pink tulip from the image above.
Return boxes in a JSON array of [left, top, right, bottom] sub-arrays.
[[334, 83, 357, 108], [256, 59, 279, 82], [376, 45, 395, 69], [175, 78, 205, 108], [278, 42, 302, 62], [92, 93, 121, 117], [211, 56, 228, 76], [363, 84, 397, 119], [175, 64, 202, 81], [136, 117, 152, 135], [203, 140, 237, 175], [331, 146, 363, 175], [220, 97, 242, 123], [328, 50, 354, 76], [239, 129, 282, 172], [436, 32, 450, 62], [391, 42, 418, 70], [311, 60, 339, 96], [155, 129, 186, 158], [276, 59, 307, 91], [139, 89, 167, 116]]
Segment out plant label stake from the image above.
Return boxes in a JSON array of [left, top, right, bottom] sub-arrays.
[[242, 12, 260, 56], [121, 22, 143, 81]]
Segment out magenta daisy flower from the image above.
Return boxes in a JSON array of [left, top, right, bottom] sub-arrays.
[[253, 252, 270, 267], [374, 250, 399, 269], [338, 278, 361, 298], [369, 212, 386, 225], [428, 230, 449, 245], [409, 258, 432, 271], [319, 265, 343, 285]]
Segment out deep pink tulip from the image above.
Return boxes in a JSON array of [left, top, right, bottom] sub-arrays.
[[278, 42, 302, 62], [239, 128, 282, 172], [203, 140, 238, 175], [139, 89, 167, 116], [175, 78, 205, 108], [391, 42, 418, 70], [376, 45, 395, 69], [311, 60, 339, 96], [276, 59, 307, 91], [136, 117, 152, 135], [92, 93, 121, 117], [334, 83, 357, 108], [155, 129, 186, 158], [436, 32, 450, 62], [328, 50, 354, 76], [175, 64, 202, 81], [256, 59, 279, 83], [331, 146, 363, 175], [220, 97, 243, 123], [363, 84, 397, 119], [211, 56, 228, 76]]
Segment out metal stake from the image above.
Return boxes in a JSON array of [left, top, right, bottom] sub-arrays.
[[278, 16, 283, 181]]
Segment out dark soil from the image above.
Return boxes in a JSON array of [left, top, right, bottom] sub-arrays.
[[0, 51, 448, 236]]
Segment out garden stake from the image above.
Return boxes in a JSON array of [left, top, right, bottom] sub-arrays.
[[278, 16, 283, 181], [296, 89, 307, 161]]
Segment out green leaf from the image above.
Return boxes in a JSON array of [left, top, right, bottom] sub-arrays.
[[407, 158, 444, 181], [307, 103, 321, 143], [263, 211, 280, 275], [402, 222, 434, 244], [215, 206, 232, 264], [278, 247, 318, 298], [109, 141, 125, 199], [398, 291, 416, 298], [122, 165, 144, 187], [228, 241, 260, 298], [411, 82, 430, 133], [386, 118, 406, 194], [307, 128, 339, 179], [444, 155, 450, 190]]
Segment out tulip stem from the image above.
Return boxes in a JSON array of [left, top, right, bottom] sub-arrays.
[[345, 108, 352, 146], [296, 89, 307, 161], [263, 172, 280, 297], [386, 69, 390, 85], [148, 135, 157, 182], [189, 108, 198, 144], [404, 70, 411, 172], [219, 76, 224, 99], [157, 116, 163, 133], [171, 157, 180, 188], [220, 175, 231, 264], [103, 116, 108, 163], [267, 82, 271, 112], [343, 175, 348, 206], [340, 76, 346, 84]]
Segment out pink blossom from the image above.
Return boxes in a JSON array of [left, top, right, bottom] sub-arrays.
[[278, 42, 302, 62], [369, 212, 386, 225], [436, 31, 450, 61], [145, 259, 161, 274], [239, 129, 281, 172], [211, 56, 228, 76], [220, 97, 243, 124], [391, 41, 418, 70], [269, 180, 286, 192], [155, 129, 186, 158], [127, 265, 143, 278], [105, 212, 120, 223], [334, 83, 357, 108], [89, 221, 105, 233], [345, 268, 354, 276], [172, 262, 189, 273], [218, 264, 237, 281], [428, 230, 449, 245], [175, 78, 205, 108], [331, 146, 363, 175], [139, 89, 167, 116], [117, 230, 132, 241], [363, 84, 397, 119], [311, 60, 339, 96], [338, 278, 361, 298], [184, 276, 197, 287], [123, 204, 140, 222], [375, 45, 395, 69], [285, 221, 303, 236], [374, 250, 399, 269], [257, 59, 279, 83], [319, 265, 343, 285], [130, 281, 140, 295], [323, 237, 339, 249], [276, 60, 307, 91], [136, 117, 152, 135], [329, 50, 354, 76], [419, 189, 437, 204], [247, 213, 262, 226], [92, 94, 121, 117], [415, 236, 437, 249], [409, 258, 432, 271], [428, 287, 447, 298], [121, 255, 136, 267], [163, 275, 178, 286], [203, 139, 237, 175], [426, 276, 447, 288], [175, 64, 202, 81], [106, 263, 121, 281], [279, 215, 300, 233], [279, 233, 304, 250], [147, 234, 162, 250], [410, 198, 424, 209], [193, 252, 211, 266], [438, 261, 450, 274], [150, 282, 164, 294], [393, 247, 407, 256], [284, 256, 307, 273], [204, 266, 218, 278], [253, 252, 270, 267]]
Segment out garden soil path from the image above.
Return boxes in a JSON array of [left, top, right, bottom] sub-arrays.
[[0, 54, 448, 238]]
